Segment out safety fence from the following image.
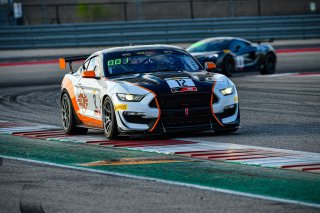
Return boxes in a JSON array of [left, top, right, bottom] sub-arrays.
[[0, 14, 319, 49], [19, 0, 320, 25]]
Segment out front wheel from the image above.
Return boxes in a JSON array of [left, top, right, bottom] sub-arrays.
[[222, 55, 235, 77], [61, 93, 88, 135], [260, 53, 276, 75], [103, 96, 118, 139]]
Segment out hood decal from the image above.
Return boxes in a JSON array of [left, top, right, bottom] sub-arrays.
[[110, 71, 215, 96]]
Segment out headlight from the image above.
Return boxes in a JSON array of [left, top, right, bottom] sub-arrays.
[[220, 87, 233, 96], [117, 93, 145, 102]]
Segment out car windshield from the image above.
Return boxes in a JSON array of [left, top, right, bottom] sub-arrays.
[[103, 49, 201, 76], [187, 40, 230, 52]]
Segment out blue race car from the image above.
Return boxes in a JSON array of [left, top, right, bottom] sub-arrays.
[[187, 37, 277, 77]]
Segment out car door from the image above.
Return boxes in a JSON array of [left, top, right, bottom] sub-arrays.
[[230, 40, 257, 70], [75, 56, 103, 121]]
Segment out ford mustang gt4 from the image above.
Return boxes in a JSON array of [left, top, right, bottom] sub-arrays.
[[59, 45, 240, 139]]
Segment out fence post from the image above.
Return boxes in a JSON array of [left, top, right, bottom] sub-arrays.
[[189, 0, 194, 19], [55, 5, 61, 24], [257, 0, 261, 16], [136, 0, 143, 20], [229, 0, 234, 17], [41, 0, 47, 24], [123, 2, 128, 21]]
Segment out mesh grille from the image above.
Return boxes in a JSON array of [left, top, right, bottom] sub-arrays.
[[157, 93, 216, 109]]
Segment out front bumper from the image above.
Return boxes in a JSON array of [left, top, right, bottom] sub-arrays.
[[113, 89, 240, 135]]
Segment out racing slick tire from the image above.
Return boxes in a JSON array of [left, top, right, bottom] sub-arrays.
[[103, 96, 118, 139], [61, 93, 88, 135], [222, 55, 236, 77], [260, 53, 276, 75]]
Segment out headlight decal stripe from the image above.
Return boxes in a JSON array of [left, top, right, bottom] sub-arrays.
[[210, 81, 224, 127], [126, 82, 161, 132]]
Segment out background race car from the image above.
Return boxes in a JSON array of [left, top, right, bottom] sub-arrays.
[[186, 37, 277, 77], [59, 45, 240, 139]]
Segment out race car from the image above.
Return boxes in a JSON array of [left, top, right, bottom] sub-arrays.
[[186, 37, 277, 77], [59, 45, 240, 139]]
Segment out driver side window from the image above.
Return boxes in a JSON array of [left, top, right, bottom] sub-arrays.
[[76, 60, 89, 74], [86, 56, 102, 77], [230, 40, 249, 53]]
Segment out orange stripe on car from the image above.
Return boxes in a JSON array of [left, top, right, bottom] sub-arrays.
[[210, 81, 224, 127], [62, 78, 103, 128], [127, 83, 161, 132]]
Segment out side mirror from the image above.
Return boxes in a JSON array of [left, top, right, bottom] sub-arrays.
[[82, 70, 96, 78], [204, 62, 216, 72]]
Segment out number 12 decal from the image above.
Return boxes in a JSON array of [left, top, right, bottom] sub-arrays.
[[166, 78, 196, 89], [175, 79, 187, 86]]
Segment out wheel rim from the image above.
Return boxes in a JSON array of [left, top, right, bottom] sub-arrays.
[[267, 55, 275, 71], [61, 95, 70, 130], [104, 101, 112, 135]]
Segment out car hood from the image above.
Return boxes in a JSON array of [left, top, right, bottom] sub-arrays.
[[108, 71, 229, 96]]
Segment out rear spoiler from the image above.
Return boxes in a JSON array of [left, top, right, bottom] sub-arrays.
[[59, 55, 90, 73], [256, 38, 274, 44]]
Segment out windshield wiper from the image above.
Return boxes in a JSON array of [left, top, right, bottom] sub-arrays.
[[109, 71, 138, 76], [150, 69, 178, 72]]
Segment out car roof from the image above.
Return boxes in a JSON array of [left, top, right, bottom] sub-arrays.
[[94, 44, 185, 56], [198, 37, 251, 44]]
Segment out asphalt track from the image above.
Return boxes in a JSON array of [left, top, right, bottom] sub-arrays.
[[0, 50, 320, 212]]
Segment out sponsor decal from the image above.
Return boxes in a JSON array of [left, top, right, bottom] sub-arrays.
[[77, 93, 88, 110], [171, 87, 198, 93], [114, 104, 128, 111], [234, 96, 238, 103]]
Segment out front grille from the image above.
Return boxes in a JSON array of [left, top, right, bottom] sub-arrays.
[[149, 92, 218, 132], [157, 93, 215, 109], [161, 107, 211, 117], [162, 115, 211, 128]]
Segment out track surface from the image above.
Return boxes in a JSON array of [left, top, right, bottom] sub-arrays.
[[2, 158, 316, 213], [0, 51, 320, 212]]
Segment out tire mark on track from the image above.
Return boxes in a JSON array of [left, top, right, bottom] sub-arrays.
[[20, 184, 45, 213]]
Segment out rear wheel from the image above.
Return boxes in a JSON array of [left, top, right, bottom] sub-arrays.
[[103, 96, 118, 139], [61, 93, 88, 135], [222, 55, 235, 77], [260, 53, 276, 74]]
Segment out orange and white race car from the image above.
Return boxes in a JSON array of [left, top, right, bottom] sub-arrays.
[[59, 45, 240, 139]]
